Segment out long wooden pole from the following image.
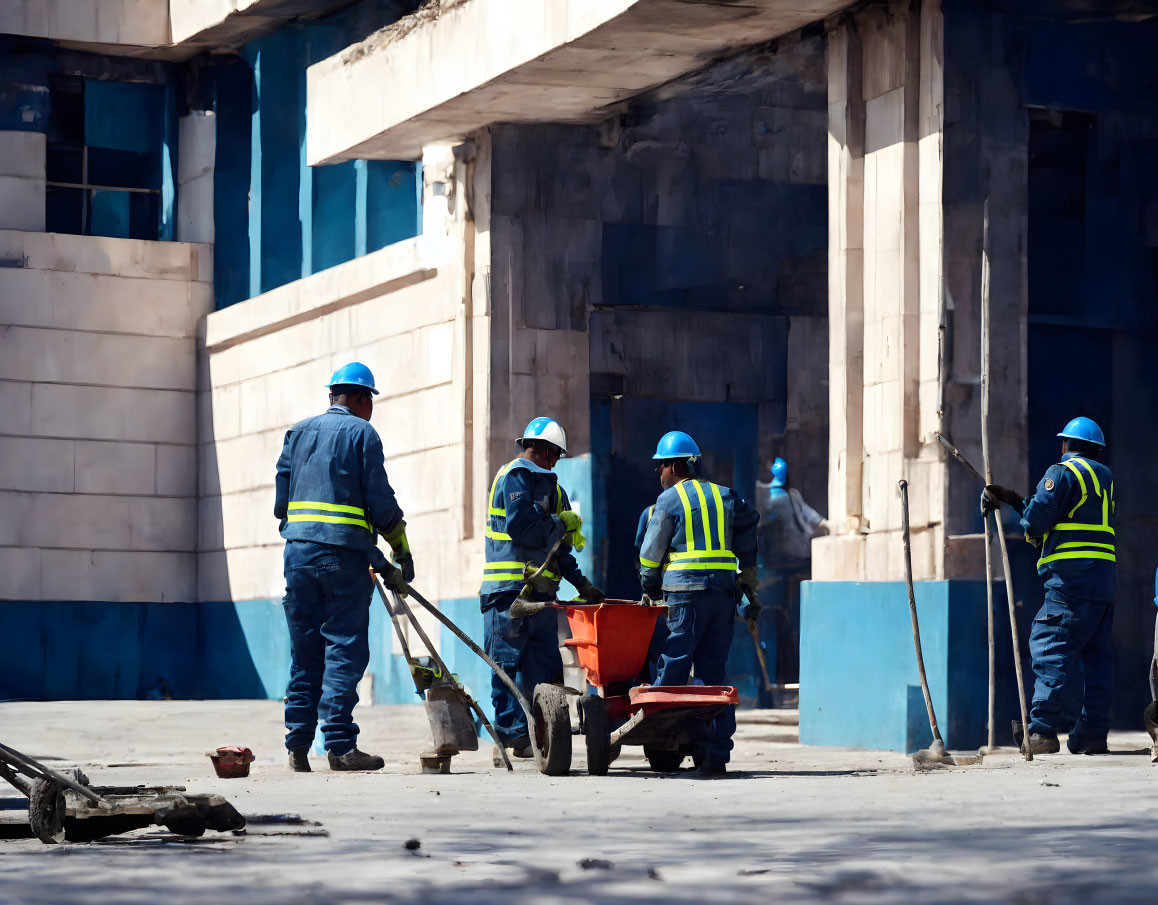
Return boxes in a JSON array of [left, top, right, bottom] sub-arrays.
[[979, 198, 998, 755], [979, 197, 1032, 761]]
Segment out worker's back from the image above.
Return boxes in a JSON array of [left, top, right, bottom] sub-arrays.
[[275, 405, 393, 551], [640, 478, 758, 594], [757, 485, 822, 569]]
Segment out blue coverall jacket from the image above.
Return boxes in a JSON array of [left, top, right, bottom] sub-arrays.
[[275, 405, 404, 550], [479, 458, 584, 606], [1020, 452, 1115, 603], [638, 478, 759, 595], [273, 404, 404, 755]]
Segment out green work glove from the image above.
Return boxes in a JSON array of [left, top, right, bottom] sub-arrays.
[[736, 566, 758, 595], [575, 579, 604, 604], [559, 510, 585, 551], [383, 520, 415, 582], [382, 562, 410, 597]]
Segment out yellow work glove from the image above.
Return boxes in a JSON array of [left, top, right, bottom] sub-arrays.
[[559, 510, 585, 551], [382, 520, 414, 582]]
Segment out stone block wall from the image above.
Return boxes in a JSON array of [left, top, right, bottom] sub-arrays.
[[816, 0, 945, 581], [198, 147, 490, 610], [0, 230, 212, 602]]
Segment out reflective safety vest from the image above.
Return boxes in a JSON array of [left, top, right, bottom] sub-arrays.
[[639, 479, 742, 594], [1036, 456, 1115, 570], [480, 458, 567, 596]]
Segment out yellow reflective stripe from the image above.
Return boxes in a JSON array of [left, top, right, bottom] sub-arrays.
[[710, 483, 726, 551], [666, 562, 741, 571], [1055, 542, 1115, 551], [486, 462, 515, 518], [648, 505, 655, 520], [1053, 522, 1115, 534], [485, 526, 512, 541], [286, 513, 371, 530], [1039, 550, 1116, 565], [1060, 460, 1087, 518], [670, 550, 736, 562], [674, 481, 695, 551], [691, 480, 713, 551], [289, 501, 366, 516], [639, 556, 662, 568], [482, 573, 523, 581], [555, 485, 563, 515], [482, 560, 558, 580], [1072, 457, 1101, 497], [484, 561, 524, 570]]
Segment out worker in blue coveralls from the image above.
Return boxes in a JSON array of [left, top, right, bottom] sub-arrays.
[[638, 430, 760, 775], [756, 456, 828, 687], [981, 416, 1115, 756], [481, 417, 604, 759], [274, 362, 413, 773]]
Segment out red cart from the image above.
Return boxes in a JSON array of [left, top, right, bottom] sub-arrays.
[[530, 599, 739, 776]]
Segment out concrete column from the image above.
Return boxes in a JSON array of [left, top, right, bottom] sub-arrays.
[[0, 131, 46, 231], [178, 111, 215, 244], [815, 0, 946, 581]]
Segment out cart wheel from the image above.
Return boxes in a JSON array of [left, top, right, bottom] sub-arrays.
[[28, 778, 65, 844], [644, 747, 684, 773], [579, 694, 611, 776], [532, 684, 572, 776]]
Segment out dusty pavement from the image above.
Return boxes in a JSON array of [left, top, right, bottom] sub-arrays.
[[0, 701, 1155, 905]]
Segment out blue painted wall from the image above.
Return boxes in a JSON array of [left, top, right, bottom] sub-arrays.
[[210, 8, 423, 308], [0, 595, 501, 729], [799, 580, 1026, 752]]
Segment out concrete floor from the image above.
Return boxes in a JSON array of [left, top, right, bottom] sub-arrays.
[[0, 700, 1155, 904]]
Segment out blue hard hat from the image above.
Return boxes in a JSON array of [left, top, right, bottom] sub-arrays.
[[327, 362, 378, 395], [1057, 416, 1105, 448], [652, 430, 701, 461], [519, 416, 568, 455], [771, 457, 789, 487]]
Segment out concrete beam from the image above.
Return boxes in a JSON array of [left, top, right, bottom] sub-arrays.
[[307, 0, 855, 164]]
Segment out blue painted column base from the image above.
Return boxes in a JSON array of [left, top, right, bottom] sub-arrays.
[[800, 580, 1002, 752]]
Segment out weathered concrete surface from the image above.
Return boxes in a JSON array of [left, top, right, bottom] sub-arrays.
[[1, 700, 1155, 904], [307, 0, 855, 163]]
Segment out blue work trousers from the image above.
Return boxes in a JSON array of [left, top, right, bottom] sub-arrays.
[[1028, 593, 1114, 746], [654, 587, 737, 764], [281, 541, 372, 756], [483, 591, 563, 745]]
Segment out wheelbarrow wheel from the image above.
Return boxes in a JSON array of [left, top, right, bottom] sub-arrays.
[[533, 684, 572, 776], [579, 694, 611, 776], [645, 747, 684, 773], [28, 778, 65, 844]]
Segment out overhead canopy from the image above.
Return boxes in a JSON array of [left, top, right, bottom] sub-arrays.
[[306, 0, 854, 164]]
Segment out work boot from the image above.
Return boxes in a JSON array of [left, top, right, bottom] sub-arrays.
[[696, 758, 727, 777], [288, 748, 311, 773], [491, 739, 533, 766], [1011, 721, 1061, 755], [1067, 735, 1109, 755], [328, 748, 385, 771]]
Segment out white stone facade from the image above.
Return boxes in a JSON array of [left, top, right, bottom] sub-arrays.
[[0, 230, 212, 601]]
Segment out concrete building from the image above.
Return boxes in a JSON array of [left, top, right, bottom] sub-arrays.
[[2, 0, 1156, 753]]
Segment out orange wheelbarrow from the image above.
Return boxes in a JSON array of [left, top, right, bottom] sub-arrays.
[[512, 598, 739, 776]]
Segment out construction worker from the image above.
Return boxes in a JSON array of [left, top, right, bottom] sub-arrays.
[[981, 416, 1115, 756], [482, 417, 604, 757], [274, 362, 412, 773], [755, 457, 828, 687], [638, 430, 760, 775]]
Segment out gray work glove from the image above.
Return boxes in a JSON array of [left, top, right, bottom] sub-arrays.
[[575, 579, 604, 604], [980, 484, 1024, 517], [370, 548, 409, 597]]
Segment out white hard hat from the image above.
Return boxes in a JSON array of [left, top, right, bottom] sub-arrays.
[[518, 416, 568, 456]]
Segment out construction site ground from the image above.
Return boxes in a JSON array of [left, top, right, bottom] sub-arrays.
[[1, 700, 1155, 904]]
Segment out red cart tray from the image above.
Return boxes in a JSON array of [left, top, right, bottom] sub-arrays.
[[628, 685, 739, 714]]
